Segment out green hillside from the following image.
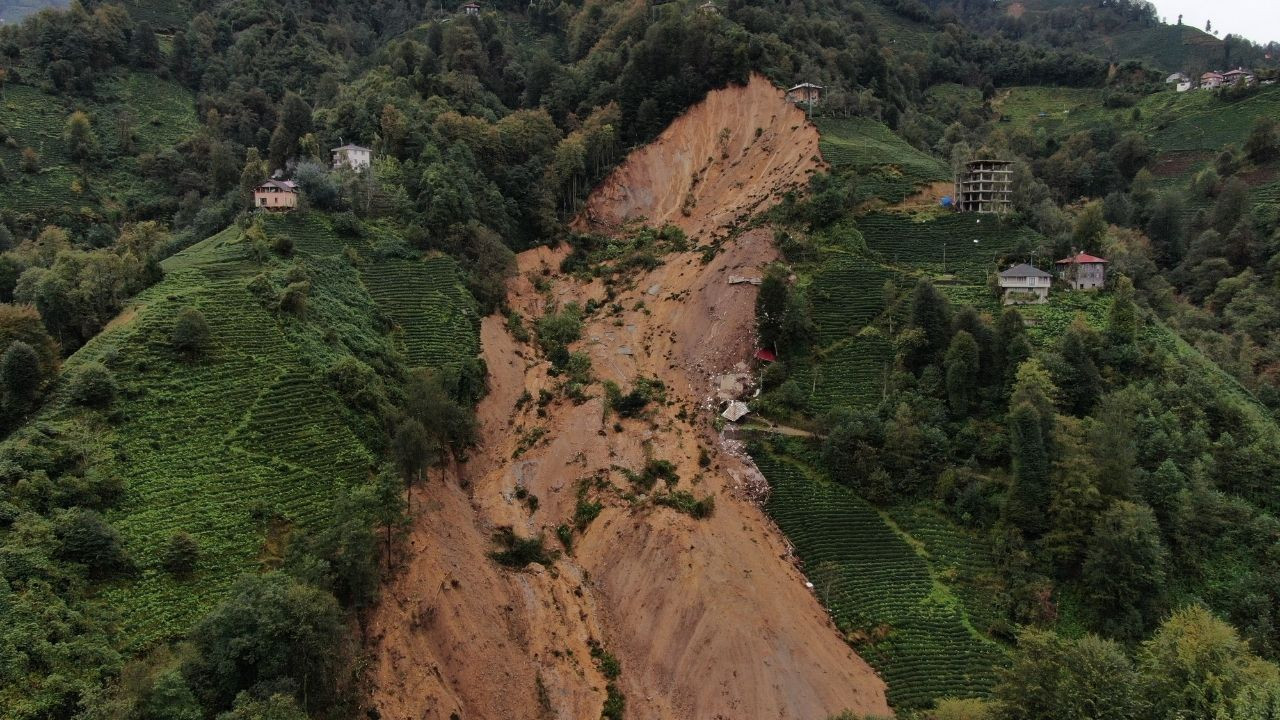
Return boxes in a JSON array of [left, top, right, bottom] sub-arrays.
[[815, 117, 951, 204], [4, 0, 1280, 718], [0, 72, 198, 221], [759, 449, 1005, 710], [7, 211, 477, 650]]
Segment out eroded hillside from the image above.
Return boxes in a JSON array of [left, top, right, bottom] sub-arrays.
[[578, 73, 824, 241], [367, 79, 888, 720]]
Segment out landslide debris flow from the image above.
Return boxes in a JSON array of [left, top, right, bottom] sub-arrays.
[[366, 78, 889, 720]]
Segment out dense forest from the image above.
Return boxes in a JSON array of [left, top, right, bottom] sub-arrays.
[[1, 0, 1280, 718]]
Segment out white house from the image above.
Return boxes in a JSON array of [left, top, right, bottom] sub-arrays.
[[998, 263, 1051, 304], [331, 143, 372, 172], [1166, 73, 1192, 92], [461, 2, 480, 15]]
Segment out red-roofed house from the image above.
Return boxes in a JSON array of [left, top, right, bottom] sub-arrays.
[[1201, 71, 1225, 89], [1055, 252, 1108, 290], [754, 348, 777, 363]]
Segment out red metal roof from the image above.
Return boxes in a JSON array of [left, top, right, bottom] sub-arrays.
[[1055, 252, 1108, 265], [754, 348, 777, 363]]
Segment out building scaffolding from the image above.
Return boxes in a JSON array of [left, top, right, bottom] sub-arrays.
[[955, 159, 1013, 214]]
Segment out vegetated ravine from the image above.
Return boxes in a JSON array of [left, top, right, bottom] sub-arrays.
[[366, 75, 890, 720]]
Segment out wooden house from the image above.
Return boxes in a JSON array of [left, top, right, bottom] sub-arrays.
[[253, 179, 298, 212], [785, 82, 824, 105]]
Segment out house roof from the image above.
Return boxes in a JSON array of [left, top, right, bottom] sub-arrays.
[[1224, 68, 1252, 76], [754, 348, 777, 363], [255, 179, 298, 192], [332, 143, 371, 152], [1055, 252, 1108, 265], [1166, 72, 1188, 82], [999, 263, 1051, 279], [1202, 71, 1224, 79], [461, 2, 479, 7], [788, 82, 824, 91]]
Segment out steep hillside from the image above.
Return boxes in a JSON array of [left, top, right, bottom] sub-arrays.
[[578, 74, 824, 241], [368, 79, 890, 720]]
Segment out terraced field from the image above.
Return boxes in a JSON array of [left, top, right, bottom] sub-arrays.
[[82, 263, 378, 647], [809, 259, 902, 346], [0, 73, 196, 218], [815, 117, 950, 203], [791, 330, 894, 412], [15, 212, 483, 649], [260, 212, 348, 256], [859, 212, 1039, 284], [361, 256, 479, 369], [757, 452, 1004, 710]]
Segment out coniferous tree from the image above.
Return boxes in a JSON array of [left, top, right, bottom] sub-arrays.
[[995, 307, 1030, 387], [240, 148, 266, 204], [1056, 316, 1103, 416], [907, 279, 952, 372], [1042, 418, 1103, 576], [1083, 500, 1166, 640], [1105, 275, 1136, 351], [1005, 360, 1058, 538], [756, 264, 788, 351], [1, 340, 42, 414], [945, 330, 980, 416]]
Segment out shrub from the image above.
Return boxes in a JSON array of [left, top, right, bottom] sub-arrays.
[[655, 490, 715, 518], [162, 532, 200, 577], [53, 508, 135, 579], [171, 308, 211, 357], [20, 147, 39, 173], [278, 281, 309, 316], [68, 362, 118, 407], [536, 303, 583, 356], [490, 528, 559, 568], [186, 572, 345, 713]]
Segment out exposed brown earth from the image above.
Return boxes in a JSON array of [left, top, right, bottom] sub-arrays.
[[577, 72, 825, 242], [366, 77, 889, 720]]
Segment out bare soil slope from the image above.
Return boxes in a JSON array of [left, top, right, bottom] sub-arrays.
[[367, 78, 888, 720], [578, 73, 824, 241]]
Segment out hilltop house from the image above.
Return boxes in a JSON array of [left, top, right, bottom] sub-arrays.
[[1223, 68, 1257, 86], [1055, 251, 1108, 290], [461, 2, 480, 15], [785, 82, 824, 105], [1166, 72, 1192, 92], [998, 263, 1051, 304], [253, 179, 298, 211], [332, 143, 372, 172], [698, 1, 719, 14], [1201, 71, 1225, 89]]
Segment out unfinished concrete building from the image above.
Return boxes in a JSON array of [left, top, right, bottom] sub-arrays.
[[955, 160, 1013, 214]]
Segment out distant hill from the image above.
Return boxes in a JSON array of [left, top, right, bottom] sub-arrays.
[[0, 0, 64, 24]]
